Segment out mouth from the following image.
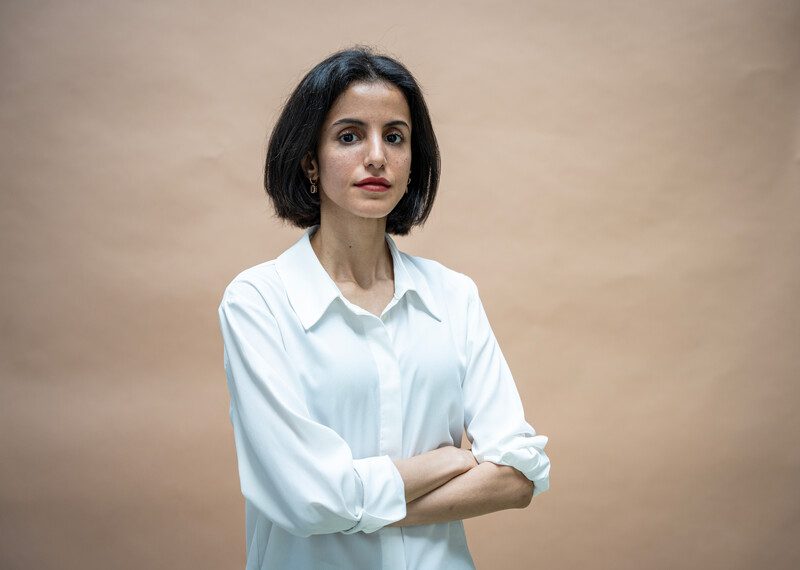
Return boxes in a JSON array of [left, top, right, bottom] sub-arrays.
[[355, 177, 391, 192]]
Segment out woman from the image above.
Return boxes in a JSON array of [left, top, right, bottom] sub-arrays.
[[217, 46, 551, 570]]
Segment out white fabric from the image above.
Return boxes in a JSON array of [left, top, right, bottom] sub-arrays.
[[217, 224, 551, 570]]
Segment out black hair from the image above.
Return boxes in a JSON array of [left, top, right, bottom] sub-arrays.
[[264, 45, 440, 235]]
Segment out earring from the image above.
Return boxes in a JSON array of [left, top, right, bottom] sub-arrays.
[[309, 177, 317, 194]]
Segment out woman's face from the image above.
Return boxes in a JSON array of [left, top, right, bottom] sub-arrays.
[[305, 80, 412, 222]]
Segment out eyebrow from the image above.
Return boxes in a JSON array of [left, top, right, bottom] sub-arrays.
[[329, 118, 411, 130]]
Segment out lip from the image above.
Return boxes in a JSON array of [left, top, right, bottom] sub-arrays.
[[355, 177, 391, 192]]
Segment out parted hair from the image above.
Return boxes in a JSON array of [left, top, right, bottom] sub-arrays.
[[264, 45, 440, 235]]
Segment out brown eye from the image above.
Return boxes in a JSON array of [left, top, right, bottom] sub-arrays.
[[338, 131, 358, 143], [386, 133, 404, 144]]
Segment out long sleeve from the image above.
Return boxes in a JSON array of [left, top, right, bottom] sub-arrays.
[[461, 276, 551, 497], [217, 280, 407, 537]]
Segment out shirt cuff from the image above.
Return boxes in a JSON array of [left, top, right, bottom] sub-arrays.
[[341, 455, 407, 534], [477, 434, 551, 497]]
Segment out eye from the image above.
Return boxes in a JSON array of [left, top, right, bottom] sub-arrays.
[[338, 131, 358, 144], [386, 132, 404, 144]]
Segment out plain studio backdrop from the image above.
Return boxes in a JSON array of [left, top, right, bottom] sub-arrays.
[[1, 1, 798, 569]]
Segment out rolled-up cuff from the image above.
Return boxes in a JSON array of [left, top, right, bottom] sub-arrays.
[[341, 455, 407, 534], [476, 434, 551, 497]]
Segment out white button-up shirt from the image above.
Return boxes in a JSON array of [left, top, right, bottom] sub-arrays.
[[217, 224, 551, 570]]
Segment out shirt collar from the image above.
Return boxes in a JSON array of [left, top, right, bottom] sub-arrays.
[[275, 225, 442, 330]]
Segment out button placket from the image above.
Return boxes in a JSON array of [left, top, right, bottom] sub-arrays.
[[360, 315, 403, 458], [358, 310, 407, 569]]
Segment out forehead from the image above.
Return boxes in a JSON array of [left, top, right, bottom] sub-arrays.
[[325, 81, 411, 124]]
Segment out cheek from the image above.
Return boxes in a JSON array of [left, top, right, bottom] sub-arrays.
[[391, 148, 411, 169], [320, 149, 356, 182]]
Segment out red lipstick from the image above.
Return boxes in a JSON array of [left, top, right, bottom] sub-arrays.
[[355, 177, 391, 192]]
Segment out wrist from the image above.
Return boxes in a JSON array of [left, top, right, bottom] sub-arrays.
[[447, 446, 475, 476], [430, 446, 465, 479]]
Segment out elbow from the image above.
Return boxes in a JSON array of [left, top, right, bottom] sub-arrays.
[[282, 522, 317, 538], [284, 523, 338, 538], [492, 463, 535, 509], [281, 512, 326, 538], [502, 466, 535, 509], [279, 512, 354, 538], [515, 478, 535, 508], [240, 455, 405, 537], [242, 490, 360, 538], [282, 500, 365, 537]]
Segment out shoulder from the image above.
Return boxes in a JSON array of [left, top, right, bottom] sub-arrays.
[[398, 249, 479, 304], [219, 260, 283, 308]]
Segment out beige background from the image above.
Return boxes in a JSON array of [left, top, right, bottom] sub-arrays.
[[1, 1, 799, 568]]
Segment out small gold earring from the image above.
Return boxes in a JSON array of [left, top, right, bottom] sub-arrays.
[[309, 178, 317, 194]]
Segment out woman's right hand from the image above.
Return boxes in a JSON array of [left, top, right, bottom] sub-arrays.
[[394, 445, 480, 503], [459, 447, 479, 472], [438, 445, 478, 474]]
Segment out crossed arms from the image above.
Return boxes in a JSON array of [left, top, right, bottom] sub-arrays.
[[387, 445, 535, 527]]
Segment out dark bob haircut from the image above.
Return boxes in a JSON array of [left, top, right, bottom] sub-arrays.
[[264, 45, 440, 236]]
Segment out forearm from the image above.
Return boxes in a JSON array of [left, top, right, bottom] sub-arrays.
[[387, 461, 533, 527], [392, 446, 470, 503]]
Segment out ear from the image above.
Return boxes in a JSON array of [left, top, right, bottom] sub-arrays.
[[300, 151, 319, 180]]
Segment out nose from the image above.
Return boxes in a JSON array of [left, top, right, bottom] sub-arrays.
[[364, 131, 386, 169]]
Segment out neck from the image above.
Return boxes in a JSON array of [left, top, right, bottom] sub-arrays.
[[309, 216, 393, 289]]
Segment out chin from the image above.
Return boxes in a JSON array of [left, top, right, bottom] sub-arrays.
[[352, 209, 394, 221], [346, 201, 399, 219]]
